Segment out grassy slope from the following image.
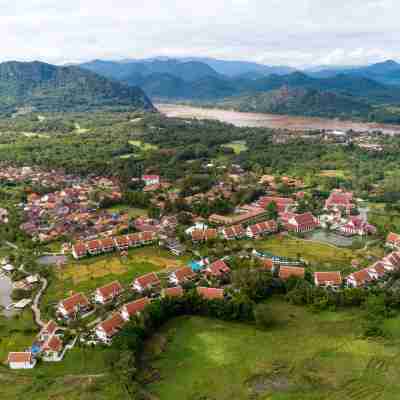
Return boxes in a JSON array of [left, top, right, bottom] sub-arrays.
[[145, 299, 400, 400]]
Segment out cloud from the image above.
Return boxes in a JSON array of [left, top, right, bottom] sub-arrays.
[[0, 0, 399, 66]]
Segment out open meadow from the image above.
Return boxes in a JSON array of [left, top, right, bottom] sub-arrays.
[[144, 299, 400, 400]]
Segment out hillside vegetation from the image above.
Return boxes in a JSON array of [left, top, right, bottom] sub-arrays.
[[0, 61, 155, 114]]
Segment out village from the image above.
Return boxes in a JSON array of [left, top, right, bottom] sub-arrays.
[[2, 163, 400, 370]]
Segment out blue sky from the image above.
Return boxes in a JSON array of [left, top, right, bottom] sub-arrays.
[[1, 0, 399, 66]]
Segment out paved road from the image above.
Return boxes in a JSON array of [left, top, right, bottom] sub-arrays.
[[31, 277, 48, 328]]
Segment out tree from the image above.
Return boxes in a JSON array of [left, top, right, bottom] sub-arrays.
[[265, 201, 278, 220], [254, 303, 275, 329]]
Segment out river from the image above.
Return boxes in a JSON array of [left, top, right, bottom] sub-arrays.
[[157, 103, 400, 134]]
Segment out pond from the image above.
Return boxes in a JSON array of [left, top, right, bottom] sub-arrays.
[[0, 274, 14, 317], [37, 255, 68, 266], [304, 230, 354, 247]]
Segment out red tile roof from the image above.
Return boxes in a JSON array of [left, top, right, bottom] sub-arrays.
[[207, 260, 231, 277], [135, 272, 161, 288], [197, 287, 224, 300], [42, 335, 63, 352], [8, 352, 33, 364], [174, 267, 197, 283], [60, 293, 89, 315], [101, 237, 115, 248], [97, 313, 125, 338], [87, 240, 101, 250], [40, 320, 58, 336], [279, 266, 305, 280], [347, 269, 373, 285], [72, 242, 87, 256], [97, 281, 123, 301], [315, 271, 342, 286], [123, 297, 150, 317], [163, 286, 184, 298], [387, 232, 400, 244], [292, 212, 317, 227]]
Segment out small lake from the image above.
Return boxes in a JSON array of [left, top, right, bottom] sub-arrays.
[[37, 255, 68, 266], [0, 274, 14, 317], [304, 230, 354, 247]]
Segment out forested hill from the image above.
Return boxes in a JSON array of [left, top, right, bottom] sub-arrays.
[[217, 86, 373, 119], [0, 61, 155, 114]]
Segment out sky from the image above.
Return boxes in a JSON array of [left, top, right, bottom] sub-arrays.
[[1, 0, 399, 67]]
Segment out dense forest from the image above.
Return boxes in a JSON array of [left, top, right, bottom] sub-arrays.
[[0, 61, 155, 115], [0, 112, 400, 203]]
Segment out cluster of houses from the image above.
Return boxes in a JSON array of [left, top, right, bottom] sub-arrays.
[[7, 320, 72, 369], [9, 227, 400, 368], [71, 231, 157, 259], [19, 177, 125, 242], [0, 166, 74, 189], [188, 219, 278, 242]]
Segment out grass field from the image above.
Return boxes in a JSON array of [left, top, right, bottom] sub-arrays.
[[319, 169, 348, 179], [129, 140, 158, 152], [106, 204, 148, 218], [221, 140, 248, 154], [144, 298, 400, 400], [255, 235, 384, 274]]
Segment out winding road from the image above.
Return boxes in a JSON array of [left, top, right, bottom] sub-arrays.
[[31, 276, 48, 328]]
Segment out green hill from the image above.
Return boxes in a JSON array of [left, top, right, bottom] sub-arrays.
[[0, 61, 155, 114], [218, 86, 372, 119]]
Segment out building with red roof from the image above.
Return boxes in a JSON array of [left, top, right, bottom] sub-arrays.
[[221, 224, 246, 240], [386, 232, 400, 250], [346, 268, 376, 287], [87, 239, 102, 256], [257, 196, 294, 213], [7, 352, 36, 369], [121, 297, 150, 320], [41, 334, 64, 361], [57, 293, 90, 319], [169, 267, 197, 285], [162, 286, 184, 298], [95, 281, 123, 304], [325, 190, 354, 214], [95, 313, 125, 342], [72, 242, 87, 259], [284, 212, 319, 233], [246, 220, 278, 238], [100, 237, 115, 253], [132, 272, 161, 293], [314, 271, 342, 289], [279, 266, 305, 280], [205, 259, 231, 278], [197, 287, 224, 300]]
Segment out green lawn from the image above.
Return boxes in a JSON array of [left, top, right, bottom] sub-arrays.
[[255, 235, 384, 275], [221, 140, 248, 154], [129, 140, 158, 152], [106, 204, 148, 218], [144, 299, 400, 400]]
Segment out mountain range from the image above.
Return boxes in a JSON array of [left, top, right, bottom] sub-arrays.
[[0, 61, 154, 114], [76, 57, 400, 122]]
